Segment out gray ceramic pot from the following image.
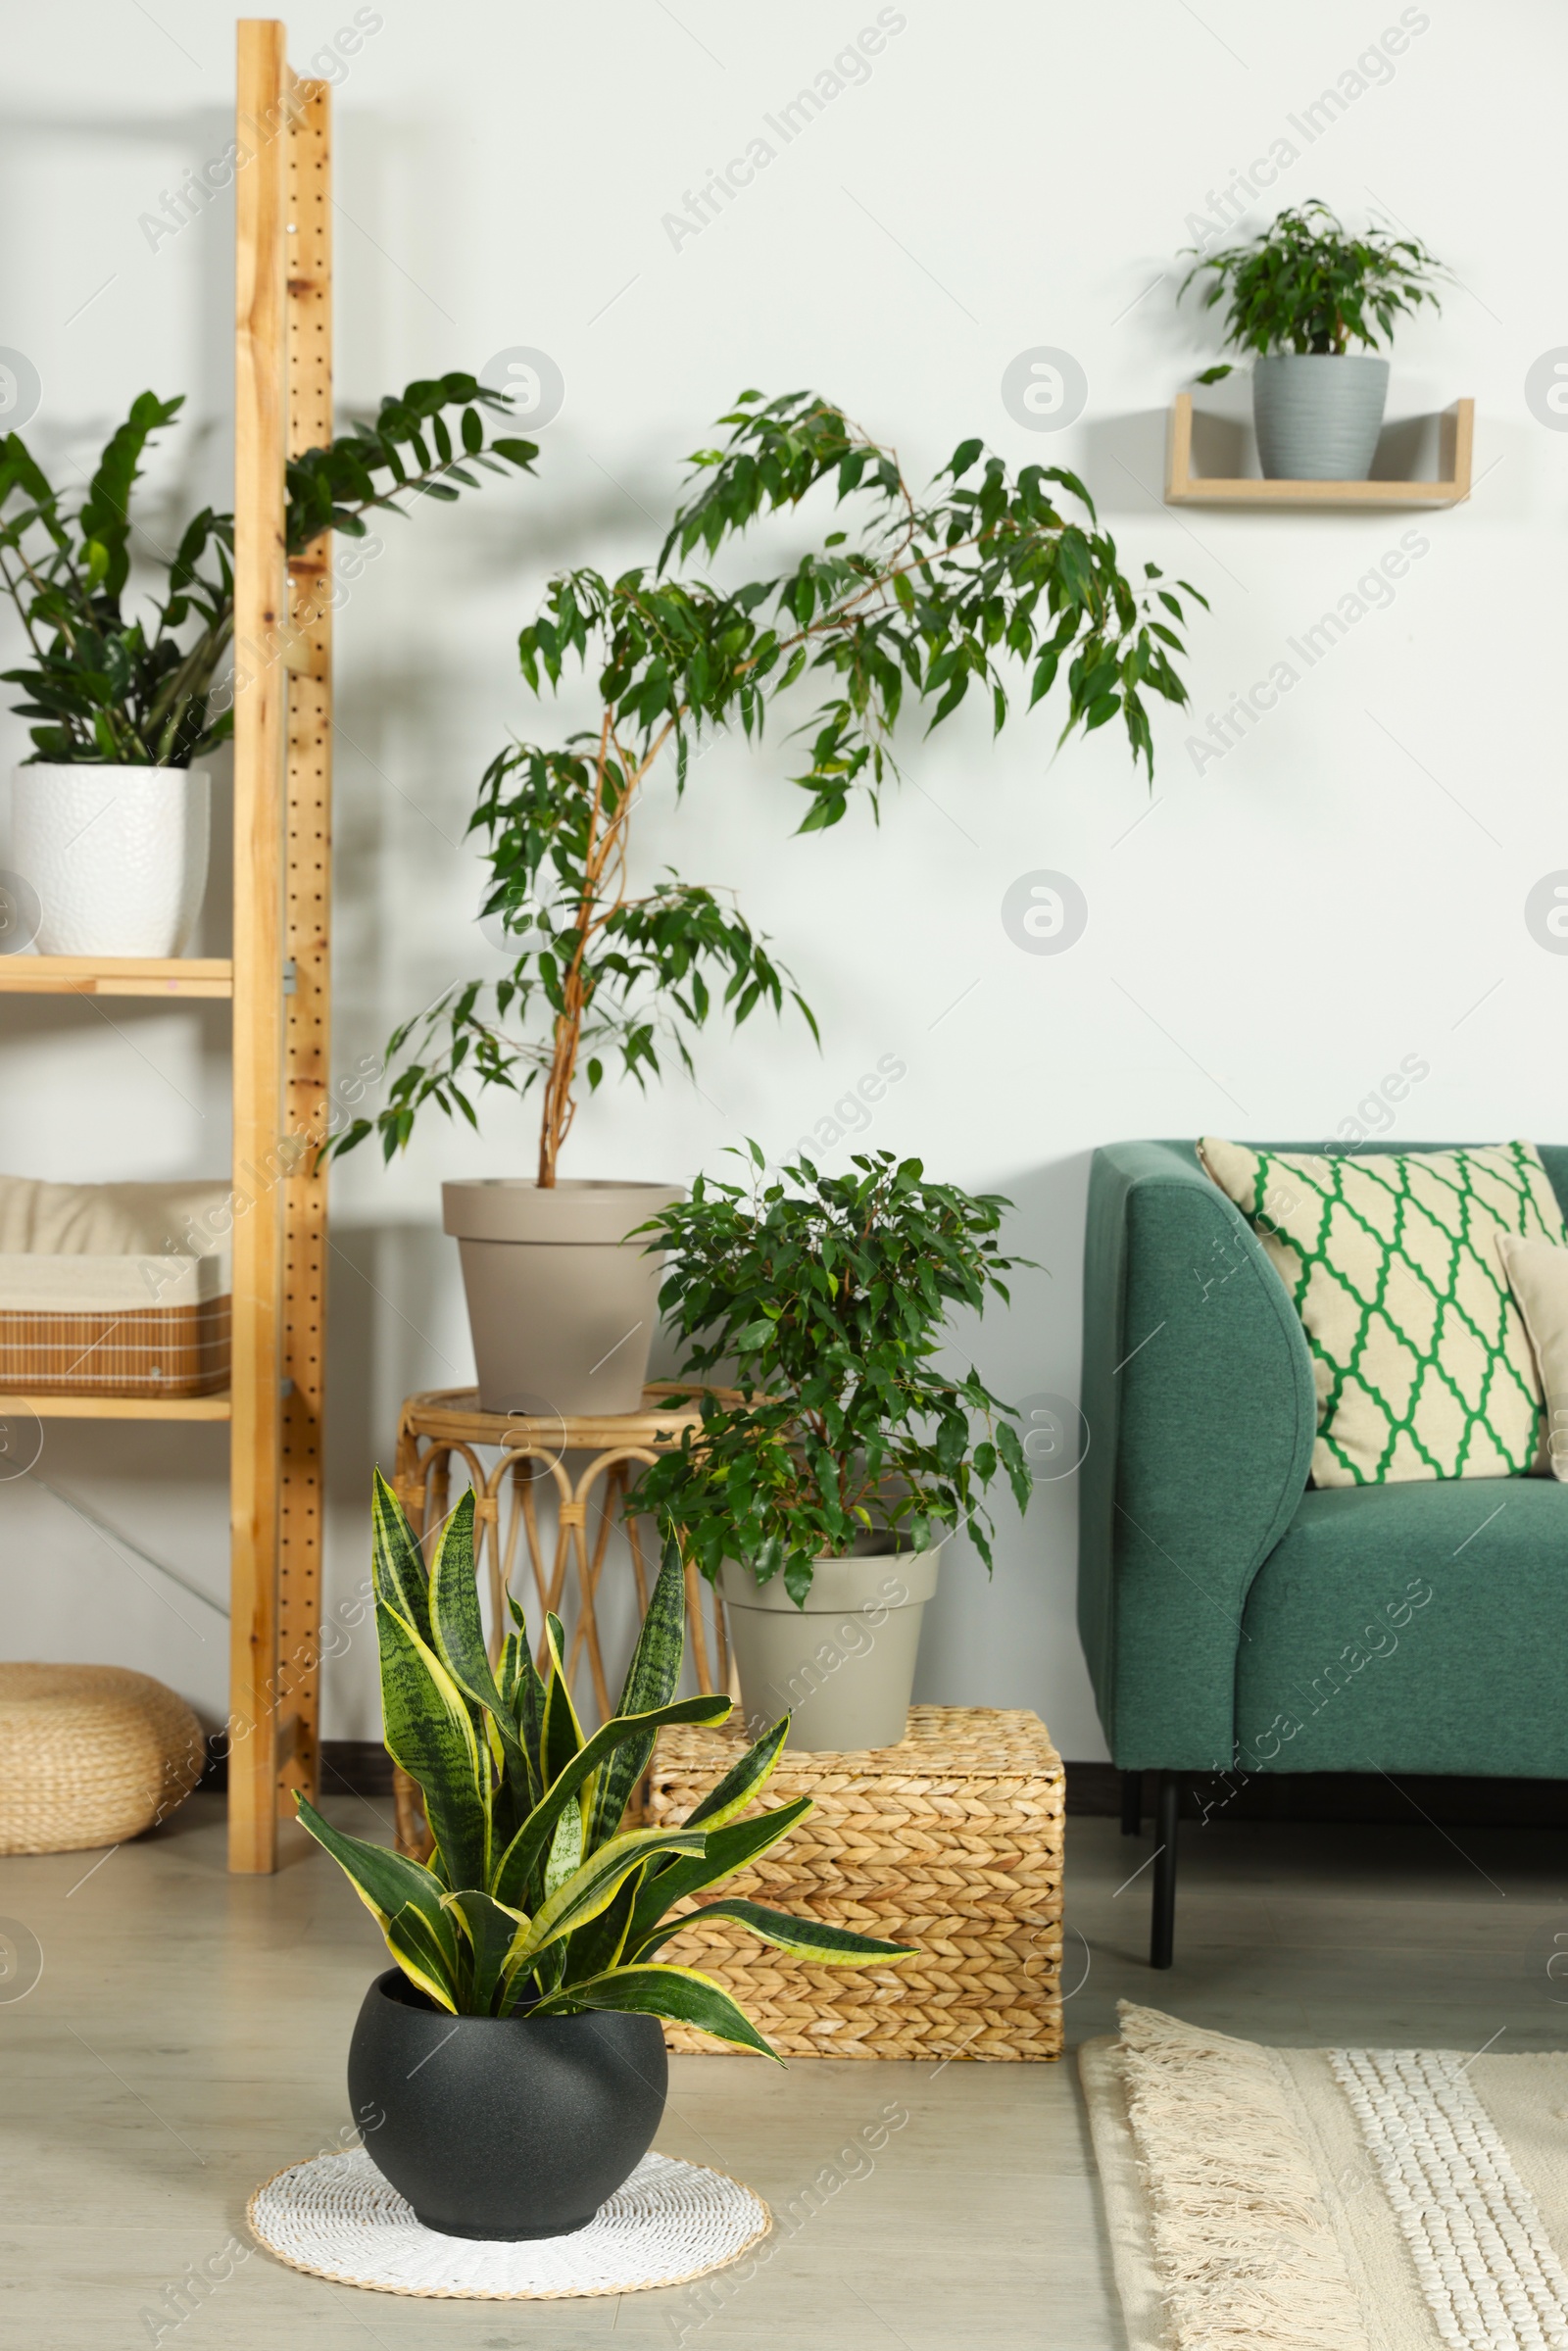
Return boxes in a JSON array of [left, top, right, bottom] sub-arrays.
[[348, 1969, 667, 2239], [1251, 354, 1390, 480], [719, 1540, 939, 1751], [441, 1179, 682, 1416]]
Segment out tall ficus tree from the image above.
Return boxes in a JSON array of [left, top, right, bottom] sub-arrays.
[[330, 388, 1204, 1187]]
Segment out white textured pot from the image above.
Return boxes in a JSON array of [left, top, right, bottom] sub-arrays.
[[11, 764, 211, 956], [719, 1542, 940, 1752], [1251, 354, 1390, 481], [441, 1179, 684, 1417]]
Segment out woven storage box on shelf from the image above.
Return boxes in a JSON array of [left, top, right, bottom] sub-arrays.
[[0, 1665, 205, 1854], [645, 1705, 1063, 2062], [0, 1296, 230, 1396]]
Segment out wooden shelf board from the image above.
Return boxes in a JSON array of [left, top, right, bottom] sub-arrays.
[[0, 956, 232, 999], [1165, 392, 1473, 510], [5, 1391, 232, 1421]]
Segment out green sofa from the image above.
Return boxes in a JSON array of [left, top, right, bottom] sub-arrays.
[[1078, 1138, 1568, 1965]]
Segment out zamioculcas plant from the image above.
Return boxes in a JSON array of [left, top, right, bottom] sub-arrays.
[[329, 387, 1204, 1186], [297, 1476, 909, 2047], [0, 373, 536, 766]]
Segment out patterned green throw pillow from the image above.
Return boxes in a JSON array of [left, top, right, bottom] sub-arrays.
[[1199, 1139, 1566, 1487]]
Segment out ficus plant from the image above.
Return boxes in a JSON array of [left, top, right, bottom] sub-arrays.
[[0, 373, 536, 766], [1182, 199, 1446, 381], [297, 1475, 909, 2043], [328, 386, 1204, 1187], [630, 1147, 1034, 1605]]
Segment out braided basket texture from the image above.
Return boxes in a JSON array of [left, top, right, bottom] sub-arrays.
[[0, 1663, 204, 1853], [645, 1705, 1063, 2062]]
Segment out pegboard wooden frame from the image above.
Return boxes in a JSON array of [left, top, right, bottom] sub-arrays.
[[230, 20, 332, 1872]]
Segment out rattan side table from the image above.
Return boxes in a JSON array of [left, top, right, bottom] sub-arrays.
[[645, 1705, 1064, 2062], [391, 1383, 735, 1859]]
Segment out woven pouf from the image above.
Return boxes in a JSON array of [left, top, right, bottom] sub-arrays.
[[0, 1663, 204, 1853], [248, 2147, 770, 2298]]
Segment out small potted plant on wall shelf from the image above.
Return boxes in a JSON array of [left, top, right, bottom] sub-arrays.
[[329, 387, 1202, 1417], [0, 376, 534, 956], [629, 1146, 1034, 1751], [1181, 199, 1446, 480], [298, 1479, 909, 2240]]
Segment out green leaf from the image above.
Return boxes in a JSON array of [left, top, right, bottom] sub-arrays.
[[374, 1594, 492, 1892], [490, 1690, 731, 1909], [532, 1962, 781, 2059], [497, 1827, 707, 2000], [539, 1613, 585, 1788], [627, 1794, 812, 1955], [634, 1894, 914, 1967], [442, 1886, 529, 2014], [294, 1793, 454, 1943], [588, 1537, 692, 1848], [385, 1900, 463, 2013], [369, 1468, 433, 1645], [681, 1714, 790, 1832]]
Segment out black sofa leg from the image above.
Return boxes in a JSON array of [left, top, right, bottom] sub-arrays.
[[1120, 1770, 1142, 1836], [1150, 1771, 1179, 1970]]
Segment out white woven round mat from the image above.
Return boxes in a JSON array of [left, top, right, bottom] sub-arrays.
[[247, 2145, 771, 2299]]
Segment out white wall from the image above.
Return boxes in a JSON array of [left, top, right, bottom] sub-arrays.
[[2, 0, 1563, 1759]]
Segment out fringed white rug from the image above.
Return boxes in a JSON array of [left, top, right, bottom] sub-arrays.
[[1083, 2003, 1568, 2351], [247, 2146, 770, 2299]]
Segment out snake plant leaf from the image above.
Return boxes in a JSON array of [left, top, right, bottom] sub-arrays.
[[587, 1537, 693, 1849], [543, 1788, 584, 1901], [496, 1827, 707, 2004], [679, 1713, 791, 1833], [488, 1692, 731, 1911], [385, 1901, 463, 2013], [626, 1795, 813, 1955], [531, 1962, 782, 2061], [427, 1492, 532, 1822], [293, 1794, 457, 1956], [370, 1467, 433, 1646], [375, 1593, 491, 1893], [499, 1597, 548, 1789], [441, 1888, 529, 2015], [427, 1491, 510, 1721], [633, 1896, 915, 1968], [539, 1613, 584, 1788], [559, 1872, 643, 1984]]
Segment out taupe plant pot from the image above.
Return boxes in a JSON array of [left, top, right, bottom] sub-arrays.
[[1251, 354, 1390, 480], [719, 1541, 940, 1752], [441, 1179, 682, 1417]]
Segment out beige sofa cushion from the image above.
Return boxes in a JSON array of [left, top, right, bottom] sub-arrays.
[[1497, 1233, 1568, 1481]]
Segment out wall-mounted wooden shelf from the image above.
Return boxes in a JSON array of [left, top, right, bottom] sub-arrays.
[[1165, 392, 1473, 509], [0, 956, 233, 998], [6, 1392, 232, 1420]]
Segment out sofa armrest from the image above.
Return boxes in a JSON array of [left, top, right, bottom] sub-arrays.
[[1077, 1141, 1315, 1769]]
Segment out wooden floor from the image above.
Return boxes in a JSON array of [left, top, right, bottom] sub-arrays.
[[2, 1792, 1565, 2348]]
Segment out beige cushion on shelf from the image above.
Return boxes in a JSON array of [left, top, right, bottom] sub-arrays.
[[0, 1172, 231, 1257], [0, 1253, 226, 1311], [1199, 1138, 1565, 1488], [1497, 1234, 1568, 1481]]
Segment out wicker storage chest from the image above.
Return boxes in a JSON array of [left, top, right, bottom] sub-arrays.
[[644, 1705, 1063, 2062]]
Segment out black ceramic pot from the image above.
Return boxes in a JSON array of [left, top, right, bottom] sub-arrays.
[[347, 1969, 668, 2240]]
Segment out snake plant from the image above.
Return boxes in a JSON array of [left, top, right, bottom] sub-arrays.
[[298, 1474, 909, 2051]]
